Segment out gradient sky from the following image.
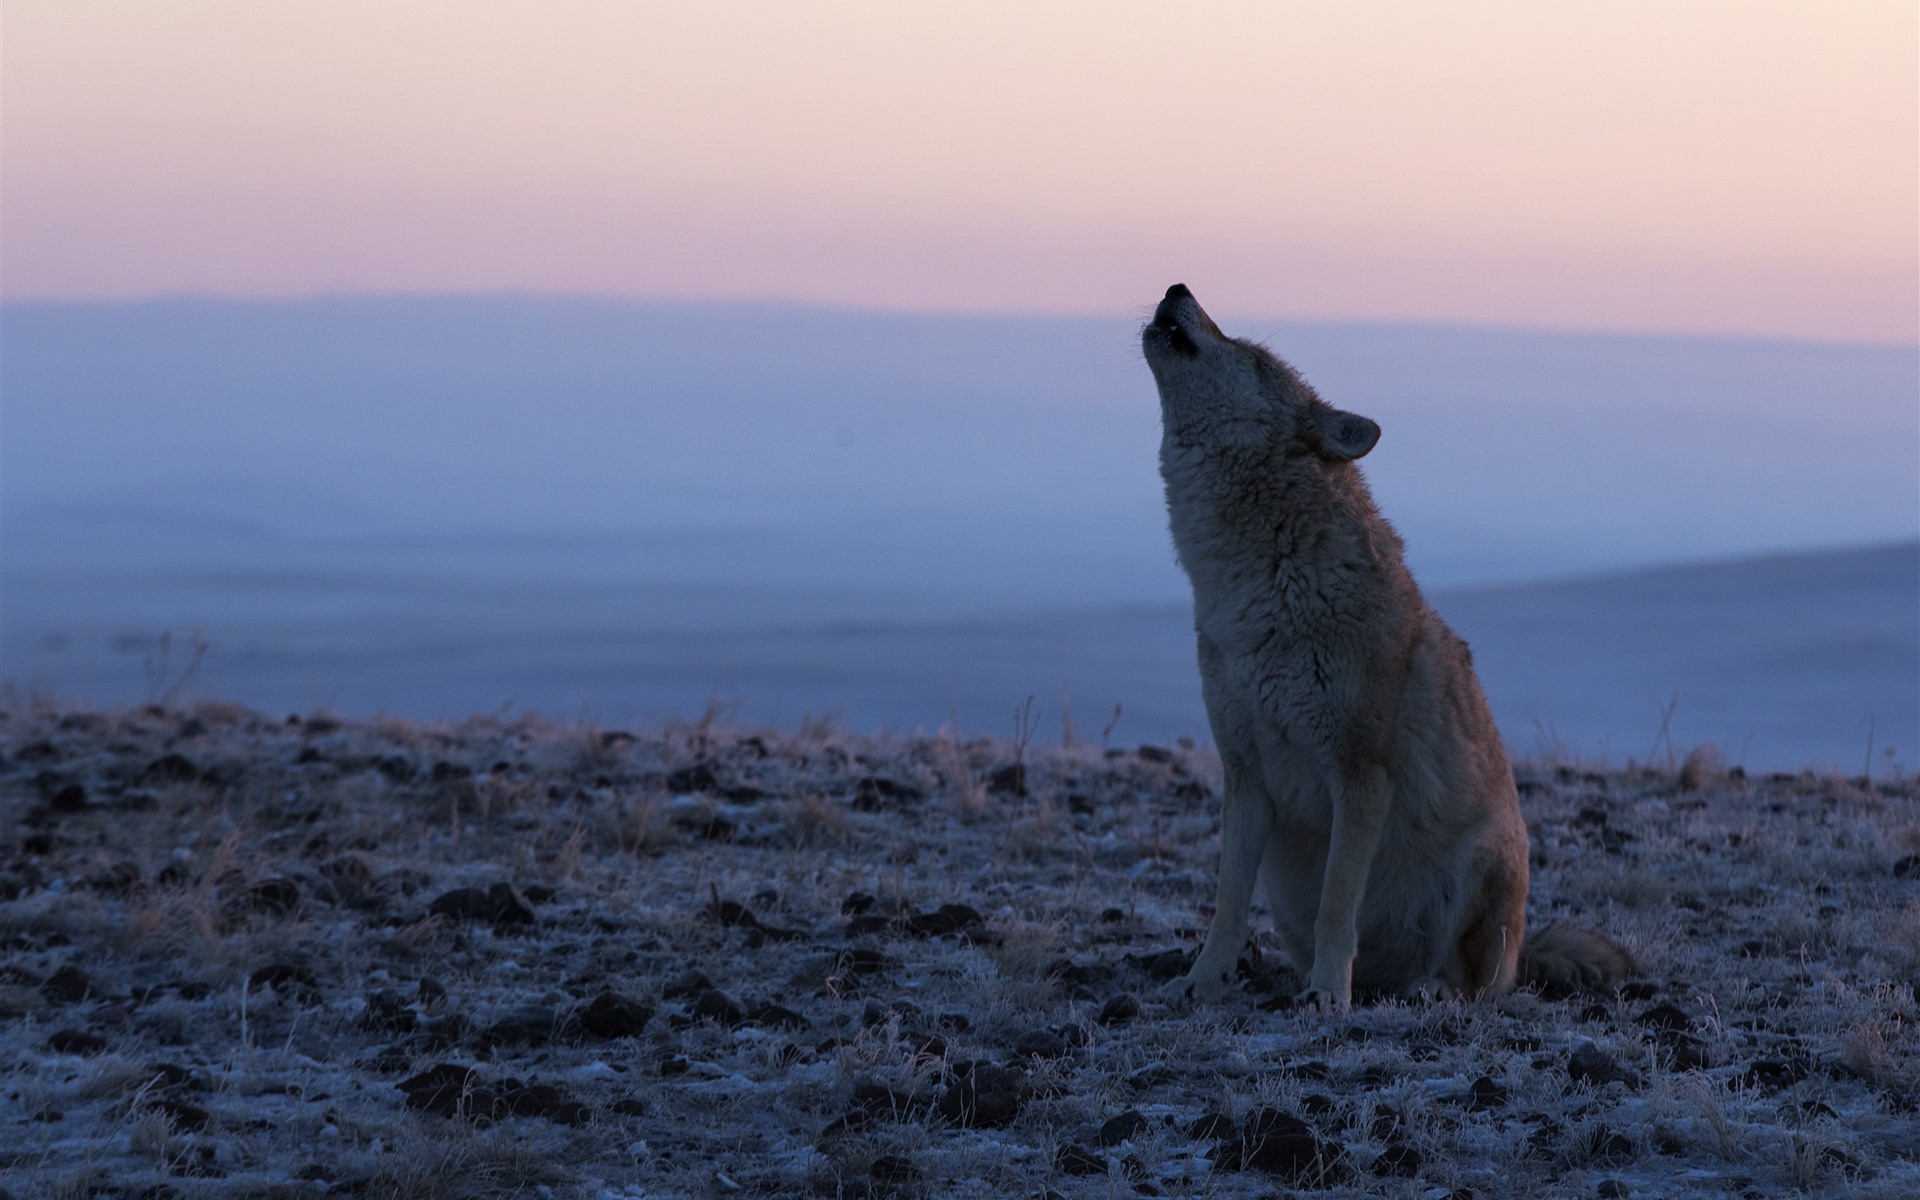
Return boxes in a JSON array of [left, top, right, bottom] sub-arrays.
[[4, 1, 1915, 341]]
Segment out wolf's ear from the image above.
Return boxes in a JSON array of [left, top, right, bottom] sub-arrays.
[[1304, 405, 1380, 462]]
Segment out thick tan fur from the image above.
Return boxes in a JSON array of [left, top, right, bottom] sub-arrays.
[[1142, 284, 1629, 1012]]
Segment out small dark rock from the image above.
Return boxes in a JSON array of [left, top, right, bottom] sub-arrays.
[[483, 1004, 558, 1046], [49, 783, 88, 813], [748, 1002, 809, 1031], [574, 992, 652, 1039], [1054, 1143, 1106, 1176], [239, 878, 300, 916], [1893, 854, 1918, 879], [704, 897, 760, 928], [1136, 744, 1174, 763], [1742, 1058, 1808, 1090], [1130, 948, 1193, 979], [1015, 1028, 1071, 1059], [665, 762, 719, 793], [689, 988, 747, 1028], [841, 891, 877, 915], [148, 1098, 212, 1133], [610, 1097, 647, 1116], [1185, 1112, 1237, 1142], [49, 1028, 107, 1055], [1585, 1127, 1636, 1165], [1371, 1144, 1422, 1177], [985, 763, 1028, 796], [662, 969, 714, 999], [140, 754, 205, 786], [1465, 1075, 1509, 1111], [1635, 1003, 1691, 1032], [1597, 1182, 1630, 1199], [399, 1064, 482, 1117], [42, 965, 93, 1004], [359, 990, 415, 1034], [1098, 1110, 1150, 1146], [248, 963, 321, 1003], [1569, 1042, 1639, 1089], [1097, 992, 1143, 1025], [936, 1063, 1028, 1128], [869, 1154, 920, 1184], [427, 883, 534, 927], [500, 1082, 588, 1125]]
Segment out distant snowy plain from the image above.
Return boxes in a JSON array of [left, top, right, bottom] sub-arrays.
[[4, 298, 1914, 770]]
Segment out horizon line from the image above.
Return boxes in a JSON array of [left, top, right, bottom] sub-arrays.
[[4, 286, 1916, 352]]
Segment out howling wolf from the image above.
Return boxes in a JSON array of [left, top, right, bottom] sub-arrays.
[[1143, 283, 1630, 1012]]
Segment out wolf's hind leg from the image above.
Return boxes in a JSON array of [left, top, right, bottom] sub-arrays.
[[1446, 852, 1526, 995]]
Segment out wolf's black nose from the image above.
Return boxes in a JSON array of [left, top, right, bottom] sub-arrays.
[[1165, 283, 1192, 301]]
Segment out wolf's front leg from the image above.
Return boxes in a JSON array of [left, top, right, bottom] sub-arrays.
[[1161, 777, 1271, 1003], [1299, 765, 1390, 1013]]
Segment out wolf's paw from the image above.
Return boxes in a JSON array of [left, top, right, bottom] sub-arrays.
[[1292, 985, 1352, 1015]]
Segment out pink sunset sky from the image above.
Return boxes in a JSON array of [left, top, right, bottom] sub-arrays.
[[3, 1, 1915, 342]]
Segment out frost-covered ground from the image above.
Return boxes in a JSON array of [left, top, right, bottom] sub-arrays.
[[2, 703, 1916, 1199]]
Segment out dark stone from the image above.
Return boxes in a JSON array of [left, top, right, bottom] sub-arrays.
[[841, 891, 877, 915], [1371, 1144, 1422, 1177], [149, 1098, 212, 1133], [574, 992, 652, 1039], [689, 988, 747, 1027], [748, 1002, 809, 1031], [1097, 993, 1143, 1025], [1130, 948, 1194, 979], [936, 1063, 1029, 1128], [869, 1154, 919, 1184], [1098, 1110, 1150, 1146], [1893, 854, 1918, 879], [359, 990, 415, 1035], [704, 898, 760, 928], [247, 963, 321, 1003], [41, 965, 93, 1004], [610, 1097, 647, 1116], [483, 1004, 558, 1046], [239, 878, 300, 915], [1635, 1003, 1691, 1032], [500, 1082, 588, 1125], [427, 883, 534, 927], [1136, 745, 1174, 763], [985, 763, 1028, 796], [1597, 1182, 1630, 1199], [661, 969, 714, 999], [374, 755, 415, 782], [1465, 1075, 1509, 1111], [49, 783, 88, 813], [140, 754, 205, 786], [1185, 1112, 1237, 1142], [399, 1064, 482, 1117], [665, 762, 719, 793], [49, 1028, 107, 1055], [1742, 1058, 1809, 1090], [1619, 981, 1660, 1002], [905, 902, 985, 938], [1054, 1143, 1106, 1176], [1585, 1128, 1636, 1165], [1015, 1028, 1071, 1059], [1569, 1042, 1640, 1089], [1225, 1108, 1348, 1184]]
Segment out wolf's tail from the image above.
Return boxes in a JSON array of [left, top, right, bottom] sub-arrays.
[[1518, 924, 1634, 991]]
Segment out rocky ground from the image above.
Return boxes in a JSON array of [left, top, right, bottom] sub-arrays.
[[0, 700, 1915, 1199]]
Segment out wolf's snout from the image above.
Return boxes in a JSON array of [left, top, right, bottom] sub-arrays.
[[1152, 284, 1194, 329]]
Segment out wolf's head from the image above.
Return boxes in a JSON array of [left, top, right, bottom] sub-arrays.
[[1142, 284, 1379, 463]]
